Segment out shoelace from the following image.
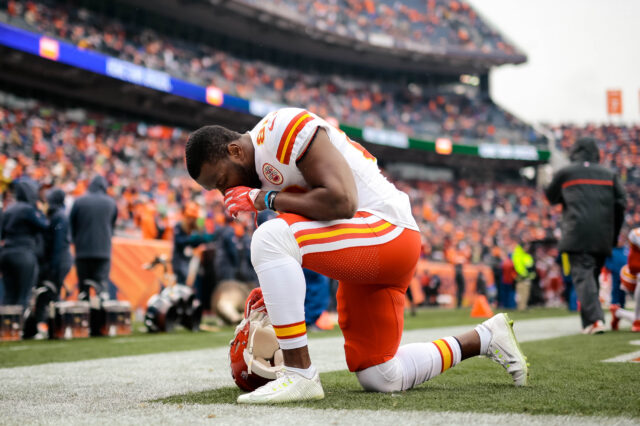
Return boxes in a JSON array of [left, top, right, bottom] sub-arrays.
[[268, 370, 295, 392]]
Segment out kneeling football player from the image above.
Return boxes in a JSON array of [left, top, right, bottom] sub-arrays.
[[185, 108, 529, 404]]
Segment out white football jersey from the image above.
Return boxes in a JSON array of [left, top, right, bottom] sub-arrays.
[[248, 108, 418, 231]]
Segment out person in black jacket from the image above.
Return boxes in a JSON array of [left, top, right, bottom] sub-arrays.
[[214, 215, 240, 282], [27, 188, 74, 337], [0, 179, 49, 307], [43, 188, 73, 294], [172, 201, 208, 285], [70, 176, 117, 300], [545, 137, 627, 334], [454, 263, 466, 308]]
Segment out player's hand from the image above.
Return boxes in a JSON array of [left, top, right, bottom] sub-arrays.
[[223, 186, 260, 217], [244, 287, 267, 318]]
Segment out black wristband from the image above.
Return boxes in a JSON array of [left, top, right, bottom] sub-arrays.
[[266, 191, 278, 210]]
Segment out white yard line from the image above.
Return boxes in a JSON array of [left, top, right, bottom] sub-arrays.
[[0, 315, 633, 425], [602, 340, 640, 363]]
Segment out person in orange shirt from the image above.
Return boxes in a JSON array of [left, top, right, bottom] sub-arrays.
[[139, 202, 159, 239]]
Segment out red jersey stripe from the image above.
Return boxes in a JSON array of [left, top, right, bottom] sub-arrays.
[[276, 111, 307, 160], [280, 116, 313, 165], [562, 178, 613, 189]]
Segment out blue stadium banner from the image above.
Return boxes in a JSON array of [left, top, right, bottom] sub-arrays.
[[105, 58, 172, 93], [0, 22, 250, 113]]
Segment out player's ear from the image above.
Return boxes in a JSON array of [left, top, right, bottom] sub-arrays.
[[227, 142, 243, 160]]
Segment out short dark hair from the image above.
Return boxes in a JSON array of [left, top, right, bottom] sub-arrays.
[[185, 125, 242, 180]]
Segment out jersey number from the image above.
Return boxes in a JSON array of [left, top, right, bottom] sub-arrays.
[[348, 138, 376, 161], [257, 126, 265, 145]]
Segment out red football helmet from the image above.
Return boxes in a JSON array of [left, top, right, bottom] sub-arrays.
[[229, 288, 283, 391]]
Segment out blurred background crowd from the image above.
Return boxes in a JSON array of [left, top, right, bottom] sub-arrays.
[[1, 0, 540, 146], [237, 0, 521, 57], [2, 89, 639, 314], [0, 0, 638, 324]]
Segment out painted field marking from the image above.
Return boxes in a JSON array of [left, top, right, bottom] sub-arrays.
[[602, 340, 640, 363]]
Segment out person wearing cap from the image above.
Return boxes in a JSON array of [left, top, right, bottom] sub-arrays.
[[545, 137, 627, 334]]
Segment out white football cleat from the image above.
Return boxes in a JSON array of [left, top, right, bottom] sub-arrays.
[[237, 368, 325, 404], [482, 313, 529, 386]]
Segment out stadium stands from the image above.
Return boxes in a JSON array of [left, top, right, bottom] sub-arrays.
[[236, 0, 522, 58], [550, 123, 640, 185], [0, 0, 541, 147], [1, 2, 638, 311], [2, 88, 638, 257]]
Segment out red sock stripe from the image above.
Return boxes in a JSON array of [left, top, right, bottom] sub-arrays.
[[441, 339, 454, 369], [433, 341, 445, 373], [433, 339, 454, 372], [272, 320, 306, 339], [272, 320, 305, 329], [276, 331, 307, 340]]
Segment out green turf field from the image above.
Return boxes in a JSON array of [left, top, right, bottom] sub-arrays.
[[0, 307, 573, 368], [2, 306, 638, 421], [159, 332, 640, 418]]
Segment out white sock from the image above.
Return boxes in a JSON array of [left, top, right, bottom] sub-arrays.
[[474, 324, 492, 355], [254, 256, 307, 350], [396, 336, 462, 390], [285, 365, 317, 379], [616, 307, 635, 323]]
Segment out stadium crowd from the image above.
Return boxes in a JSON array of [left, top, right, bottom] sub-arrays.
[[551, 124, 640, 185], [237, 0, 520, 57], [1, 0, 540, 147], [3, 89, 640, 310]]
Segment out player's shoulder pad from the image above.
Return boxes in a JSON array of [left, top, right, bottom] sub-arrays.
[[266, 108, 317, 165]]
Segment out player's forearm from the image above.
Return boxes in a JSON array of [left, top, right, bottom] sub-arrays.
[[256, 188, 357, 221]]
